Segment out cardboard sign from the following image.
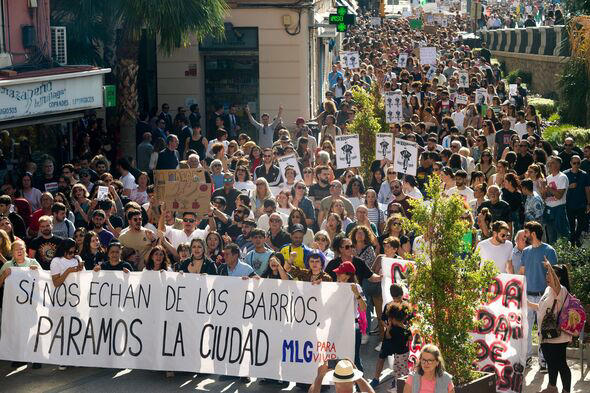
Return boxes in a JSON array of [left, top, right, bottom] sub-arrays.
[[340, 51, 351, 69], [154, 168, 210, 218], [419, 47, 437, 65], [0, 269, 355, 384], [384, 92, 403, 124], [394, 138, 418, 176], [335, 134, 361, 169], [376, 133, 394, 161], [277, 154, 302, 182], [458, 71, 469, 88]]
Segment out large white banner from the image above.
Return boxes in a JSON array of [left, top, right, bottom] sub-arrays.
[[0, 74, 105, 121], [335, 134, 361, 169], [393, 138, 418, 176], [0, 269, 355, 383], [381, 259, 528, 393]]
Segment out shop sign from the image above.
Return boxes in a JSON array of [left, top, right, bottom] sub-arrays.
[[0, 74, 104, 122]]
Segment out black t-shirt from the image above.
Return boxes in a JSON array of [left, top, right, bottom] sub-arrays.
[[81, 251, 107, 270], [269, 229, 291, 250], [325, 256, 373, 284], [178, 258, 218, 274], [212, 188, 241, 215], [29, 235, 63, 270], [515, 153, 534, 176], [478, 200, 512, 223], [501, 188, 523, 215], [101, 261, 135, 271], [494, 129, 516, 160], [309, 183, 331, 201]]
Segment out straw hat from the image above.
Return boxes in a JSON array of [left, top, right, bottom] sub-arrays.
[[325, 359, 363, 383]]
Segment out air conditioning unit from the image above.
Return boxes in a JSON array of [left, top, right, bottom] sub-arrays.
[[0, 53, 12, 67], [50, 26, 67, 65]]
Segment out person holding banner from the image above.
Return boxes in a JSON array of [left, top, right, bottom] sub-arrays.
[[0, 240, 40, 288], [284, 249, 331, 283], [178, 238, 217, 275], [95, 242, 133, 272]]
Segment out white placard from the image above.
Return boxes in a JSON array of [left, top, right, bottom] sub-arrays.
[[426, 67, 436, 80], [340, 51, 350, 69], [346, 51, 360, 69], [475, 88, 488, 106], [509, 83, 518, 97], [370, 17, 382, 27], [97, 186, 109, 201], [0, 73, 105, 121], [458, 71, 469, 88], [394, 138, 418, 176], [0, 269, 355, 383], [335, 134, 361, 169], [398, 53, 408, 68], [455, 94, 468, 105], [376, 133, 394, 161], [277, 154, 302, 182], [384, 92, 403, 124], [419, 47, 437, 65]]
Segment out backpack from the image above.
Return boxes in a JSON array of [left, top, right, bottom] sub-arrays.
[[558, 292, 587, 337]]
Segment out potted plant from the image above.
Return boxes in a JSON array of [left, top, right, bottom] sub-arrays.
[[396, 176, 498, 392]]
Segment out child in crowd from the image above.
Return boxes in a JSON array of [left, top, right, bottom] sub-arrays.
[[370, 283, 412, 389]]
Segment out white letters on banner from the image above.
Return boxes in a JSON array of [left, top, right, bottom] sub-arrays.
[[398, 53, 408, 68], [376, 133, 394, 161], [419, 47, 437, 65], [384, 92, 403, 124], [458, 71, 469, 88], [335, 134, 361, 169], [381, 259, 528, 393], [394, 138, 418, 176], [0, 269, 355, 383], [277, 154, 302, 182]]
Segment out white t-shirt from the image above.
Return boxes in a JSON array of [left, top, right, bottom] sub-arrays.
[[165, 226, 208, 249], [50, 256, 82, 276], [545, 172, 569, 207], [451, 111, 465, 132], [477, 238, 513, 273], [445, 186, 474, 202], [514, 122, 527, 139], [120, 172, 137, 191]]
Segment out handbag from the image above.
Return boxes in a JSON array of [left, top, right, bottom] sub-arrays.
[[540, 299, 560, 340]]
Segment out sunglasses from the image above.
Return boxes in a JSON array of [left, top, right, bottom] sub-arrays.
[[316, 237, 328, 242], [572, 161, 581, 165], [296, 185, 306, 190], [223, 178, 234, 183], [183, 218, 195, 223], [263, 155, 273, 158], [269, 218, 282, 223], [342, 244, 352, 250]]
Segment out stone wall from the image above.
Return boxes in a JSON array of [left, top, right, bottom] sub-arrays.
[[492, 51, 567, 96]]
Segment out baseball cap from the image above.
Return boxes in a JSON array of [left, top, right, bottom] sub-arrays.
[[333, 261, 356, 275], [291, 224, 305, 234]]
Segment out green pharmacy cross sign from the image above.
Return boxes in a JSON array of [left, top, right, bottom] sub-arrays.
[[329, 6, 355, 32]]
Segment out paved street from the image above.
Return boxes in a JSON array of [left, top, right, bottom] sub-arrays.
[[1, 333, 588, 392]]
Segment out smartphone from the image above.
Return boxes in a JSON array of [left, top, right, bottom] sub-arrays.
[[327, 359, 340, 369]]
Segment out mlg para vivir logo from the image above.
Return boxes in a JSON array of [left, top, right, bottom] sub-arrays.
[[281, 340, 337, 363]]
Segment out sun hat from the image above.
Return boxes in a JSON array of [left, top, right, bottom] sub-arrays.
[[325, 359, 363, 383]]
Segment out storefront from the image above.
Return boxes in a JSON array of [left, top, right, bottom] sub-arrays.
[[0, 66, 110, 178]]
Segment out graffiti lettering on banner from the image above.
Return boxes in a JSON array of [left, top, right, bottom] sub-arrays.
[[154, 168, 210, 219], [472, 273, 528, 393], [384, 92, 403, 124], [393, 138, 418, 176], [0, 270, 355, 383], [335, 134, 361, 169], [376, 133, 394, 161]]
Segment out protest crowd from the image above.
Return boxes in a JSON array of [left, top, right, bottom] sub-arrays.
[[0, 4, 586, 393]]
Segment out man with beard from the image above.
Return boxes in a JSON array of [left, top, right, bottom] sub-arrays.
[[477, 185, 512, 229], [51, 202, 75, 239], [476, 220, 514, 273], [90, 209, 115, 248], [389, 179, 413, 218], [158, 203, 208, 250], [28, 216, 63, 270], [309, 165, 332, 203], [445, 170, 474, 202], [211, 173, 241, 214], [235, 218, 256, 254], [224, 206, 250, 241], [119, 209, 157, 270], [279, 224, 312, 269]]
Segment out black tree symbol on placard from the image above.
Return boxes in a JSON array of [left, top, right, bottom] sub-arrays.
[[380, 140, 389, 159], [342, 143, 354, 165], [387, 110, 393, 119], [387, 98, 393, 106], [394, 97, 400, 106], [401, 149, 412, 171]]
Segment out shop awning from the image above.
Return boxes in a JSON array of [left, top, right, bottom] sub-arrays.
[[0, 111, 84, 129]]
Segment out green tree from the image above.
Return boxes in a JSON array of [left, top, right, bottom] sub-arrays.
[[404, 175, 498, 385], [347, 86, 381, 182], [52, 0, 227, 157]]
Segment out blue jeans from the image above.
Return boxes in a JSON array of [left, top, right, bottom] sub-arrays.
[[355, 327, 363, 372], [545, 204, 570, 244], [527, 294, 546, 366]]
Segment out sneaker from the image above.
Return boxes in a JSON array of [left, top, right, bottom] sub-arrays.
[[539, 364, 548, 374], [58, 365, 67, 371], [361, 334, 369, 345], [370, 378, 379, 388], [526, 357, 533, 367], [375, 343, 382, 352], [239, 377, 251, 383]]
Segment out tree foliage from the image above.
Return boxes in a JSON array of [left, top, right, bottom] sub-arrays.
[[403, 176, 498, 386], [347, 86, 382, 181]]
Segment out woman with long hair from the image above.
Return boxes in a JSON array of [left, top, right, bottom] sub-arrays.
[[248, 145, 262, 174], [502, 172, 523, 232], [206, 231, 225, 265], [490, 159, 509, 187], [260, 252, 291, 280], [477, 207, 493, 241], [370, 167, 385, 195], [365, 189, 385, 235], [404, 344, 455, 393], [482, 119, 496, 150], [290, 180, 315, 228], [149, 137, 166, 172], [276, 191, 294, 217], [526, 163, 545, 194], [70, 183, 91, 227], [251, 178, 273, 218], [19, 172, 42, 211], [178, 238, 217, 274], [234, 164, 255, 194], [324, 212, 343, 244], [145, 245, 171, 271], [475, 149, 496, 181], [288, 208, 314, 246], [80, 231, 106, 270], [0, 228, 11, 263], [345, 176, 366, 211], [322, 200, 352, 231], [313, 230, 334, 261]]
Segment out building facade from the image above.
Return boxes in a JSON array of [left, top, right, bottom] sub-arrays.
[[157, 0, 354, 138]]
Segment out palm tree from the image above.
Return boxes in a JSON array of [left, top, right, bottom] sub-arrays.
[[52, 0, 227, 158]]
